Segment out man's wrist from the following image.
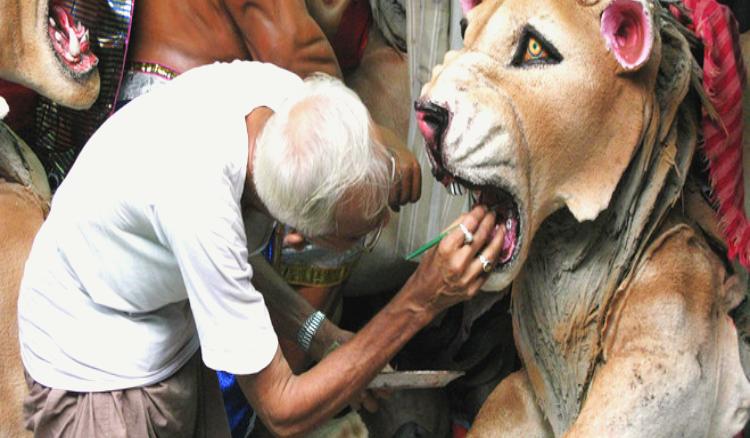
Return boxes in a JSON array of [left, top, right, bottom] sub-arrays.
[[297, 310, 326, 353], [391, 282, 439, 328]]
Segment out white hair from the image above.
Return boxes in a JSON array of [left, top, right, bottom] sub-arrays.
[[253, 73, 391, 236]]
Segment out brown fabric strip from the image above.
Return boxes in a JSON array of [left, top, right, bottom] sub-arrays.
[[23, 352, 231, 438]]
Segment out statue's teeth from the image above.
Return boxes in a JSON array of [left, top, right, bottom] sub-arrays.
[[67, 26, 81, 57]]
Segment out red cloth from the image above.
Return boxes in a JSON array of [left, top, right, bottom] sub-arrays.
[[330, 0, 372, 72], [674, 0, 750, 269], [0, 79, 38, 134], [452, 422, 468, 438]]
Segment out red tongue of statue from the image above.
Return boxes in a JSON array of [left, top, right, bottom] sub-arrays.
[[52, 5, 86, 38]]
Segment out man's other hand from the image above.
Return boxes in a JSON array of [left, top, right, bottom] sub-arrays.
[[374, 123, 421, 211]]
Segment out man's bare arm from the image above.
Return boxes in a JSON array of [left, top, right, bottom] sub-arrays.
[[238, 290, 431, 437], [237, 206, 506, 437], [223, 0, 343, 79], [248, 253, 348, 362]]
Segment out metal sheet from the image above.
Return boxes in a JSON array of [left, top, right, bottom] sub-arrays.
[[367, 370, 464, 390]]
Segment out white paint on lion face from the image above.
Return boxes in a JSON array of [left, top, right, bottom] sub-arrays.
[[420, 0, 656, 291], [421, 50, 531, 292]]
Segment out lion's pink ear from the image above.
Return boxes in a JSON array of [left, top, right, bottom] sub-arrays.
[[460, 0, 482, 14], [600, 0, 654, 71]]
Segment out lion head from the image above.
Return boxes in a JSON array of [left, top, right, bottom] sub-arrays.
[[0, 0, 100, 109], [417, 0, 662, 291]]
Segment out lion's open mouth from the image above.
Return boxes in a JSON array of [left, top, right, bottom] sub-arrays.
[[47, 1, 98, 76], [445, 176, 521, 271]]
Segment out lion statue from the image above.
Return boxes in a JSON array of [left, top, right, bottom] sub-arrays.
[[417, 0, 750, 436]]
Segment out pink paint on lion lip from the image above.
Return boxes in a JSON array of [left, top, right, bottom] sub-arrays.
[[416, 110, 436, 147], [460, 0, 482, 14], [601, 0, 653, 71]]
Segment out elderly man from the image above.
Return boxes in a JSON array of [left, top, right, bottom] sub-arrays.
[[17, 61, 505, 437]]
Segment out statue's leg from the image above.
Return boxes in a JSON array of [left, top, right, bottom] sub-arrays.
[[565, 225, 750, 438], [469, 369, 553, 438], [0, 182, 45, 438]]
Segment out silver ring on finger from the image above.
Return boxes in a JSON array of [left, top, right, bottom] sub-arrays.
[[459, 223, 474, 245], [479, 254, 493, 273]]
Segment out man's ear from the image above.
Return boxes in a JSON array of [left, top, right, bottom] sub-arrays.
[[601, 0, 655, 72], [282, 228, 308, 250], [460, 0, 482, 14]]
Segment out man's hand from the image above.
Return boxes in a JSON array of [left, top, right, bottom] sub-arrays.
[[374, 123, 421, 211], [403, 205, 506, 316], [237, 208, 503, 437]]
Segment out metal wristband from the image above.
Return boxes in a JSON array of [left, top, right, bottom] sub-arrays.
[[297, 310, 326, 353]]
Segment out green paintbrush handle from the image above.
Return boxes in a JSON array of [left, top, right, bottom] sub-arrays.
[[404, 224, 460, 261]]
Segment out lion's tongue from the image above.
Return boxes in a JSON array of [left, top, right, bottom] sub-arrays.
[[499, 216, 517, 264], [478, 190, 517, 266]]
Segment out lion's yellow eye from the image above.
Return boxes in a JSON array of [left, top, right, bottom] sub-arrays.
[[523, 37, 548, 62], [511, 27, 562, 67]]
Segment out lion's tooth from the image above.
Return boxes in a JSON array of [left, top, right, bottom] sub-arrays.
[[63, 51, 76, 62], [55, 31, 63, 42], [67, 26, 80, 57], [506, 217, 513, 230], [49, 17, 56, 27]]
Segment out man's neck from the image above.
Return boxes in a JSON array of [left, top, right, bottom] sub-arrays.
[[242, 106, 274, 214]]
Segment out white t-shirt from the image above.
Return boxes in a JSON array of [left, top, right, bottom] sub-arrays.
[[18, 61, 303, 392]]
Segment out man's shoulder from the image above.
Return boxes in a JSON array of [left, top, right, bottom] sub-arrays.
[[180, 60, 300, 82], [173, 60, 302, 91]]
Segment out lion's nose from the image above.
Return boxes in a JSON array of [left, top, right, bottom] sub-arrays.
[[415, 100, 449, 153]]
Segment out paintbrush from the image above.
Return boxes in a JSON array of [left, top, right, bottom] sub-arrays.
[[405, 223, 461, 261]]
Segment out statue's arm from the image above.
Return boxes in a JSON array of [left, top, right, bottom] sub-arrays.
[[468, 370, 553, 438], [223, 0, 342, 79], [565, 226, 748, 438]]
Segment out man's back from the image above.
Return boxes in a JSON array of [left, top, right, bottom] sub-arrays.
[[18, 61, 301, 392]]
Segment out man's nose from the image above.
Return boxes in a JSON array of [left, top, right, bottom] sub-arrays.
[[414, 100, 449, 154]]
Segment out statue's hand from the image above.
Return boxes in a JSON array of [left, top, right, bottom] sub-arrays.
[[374, 123, 421, 212]]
